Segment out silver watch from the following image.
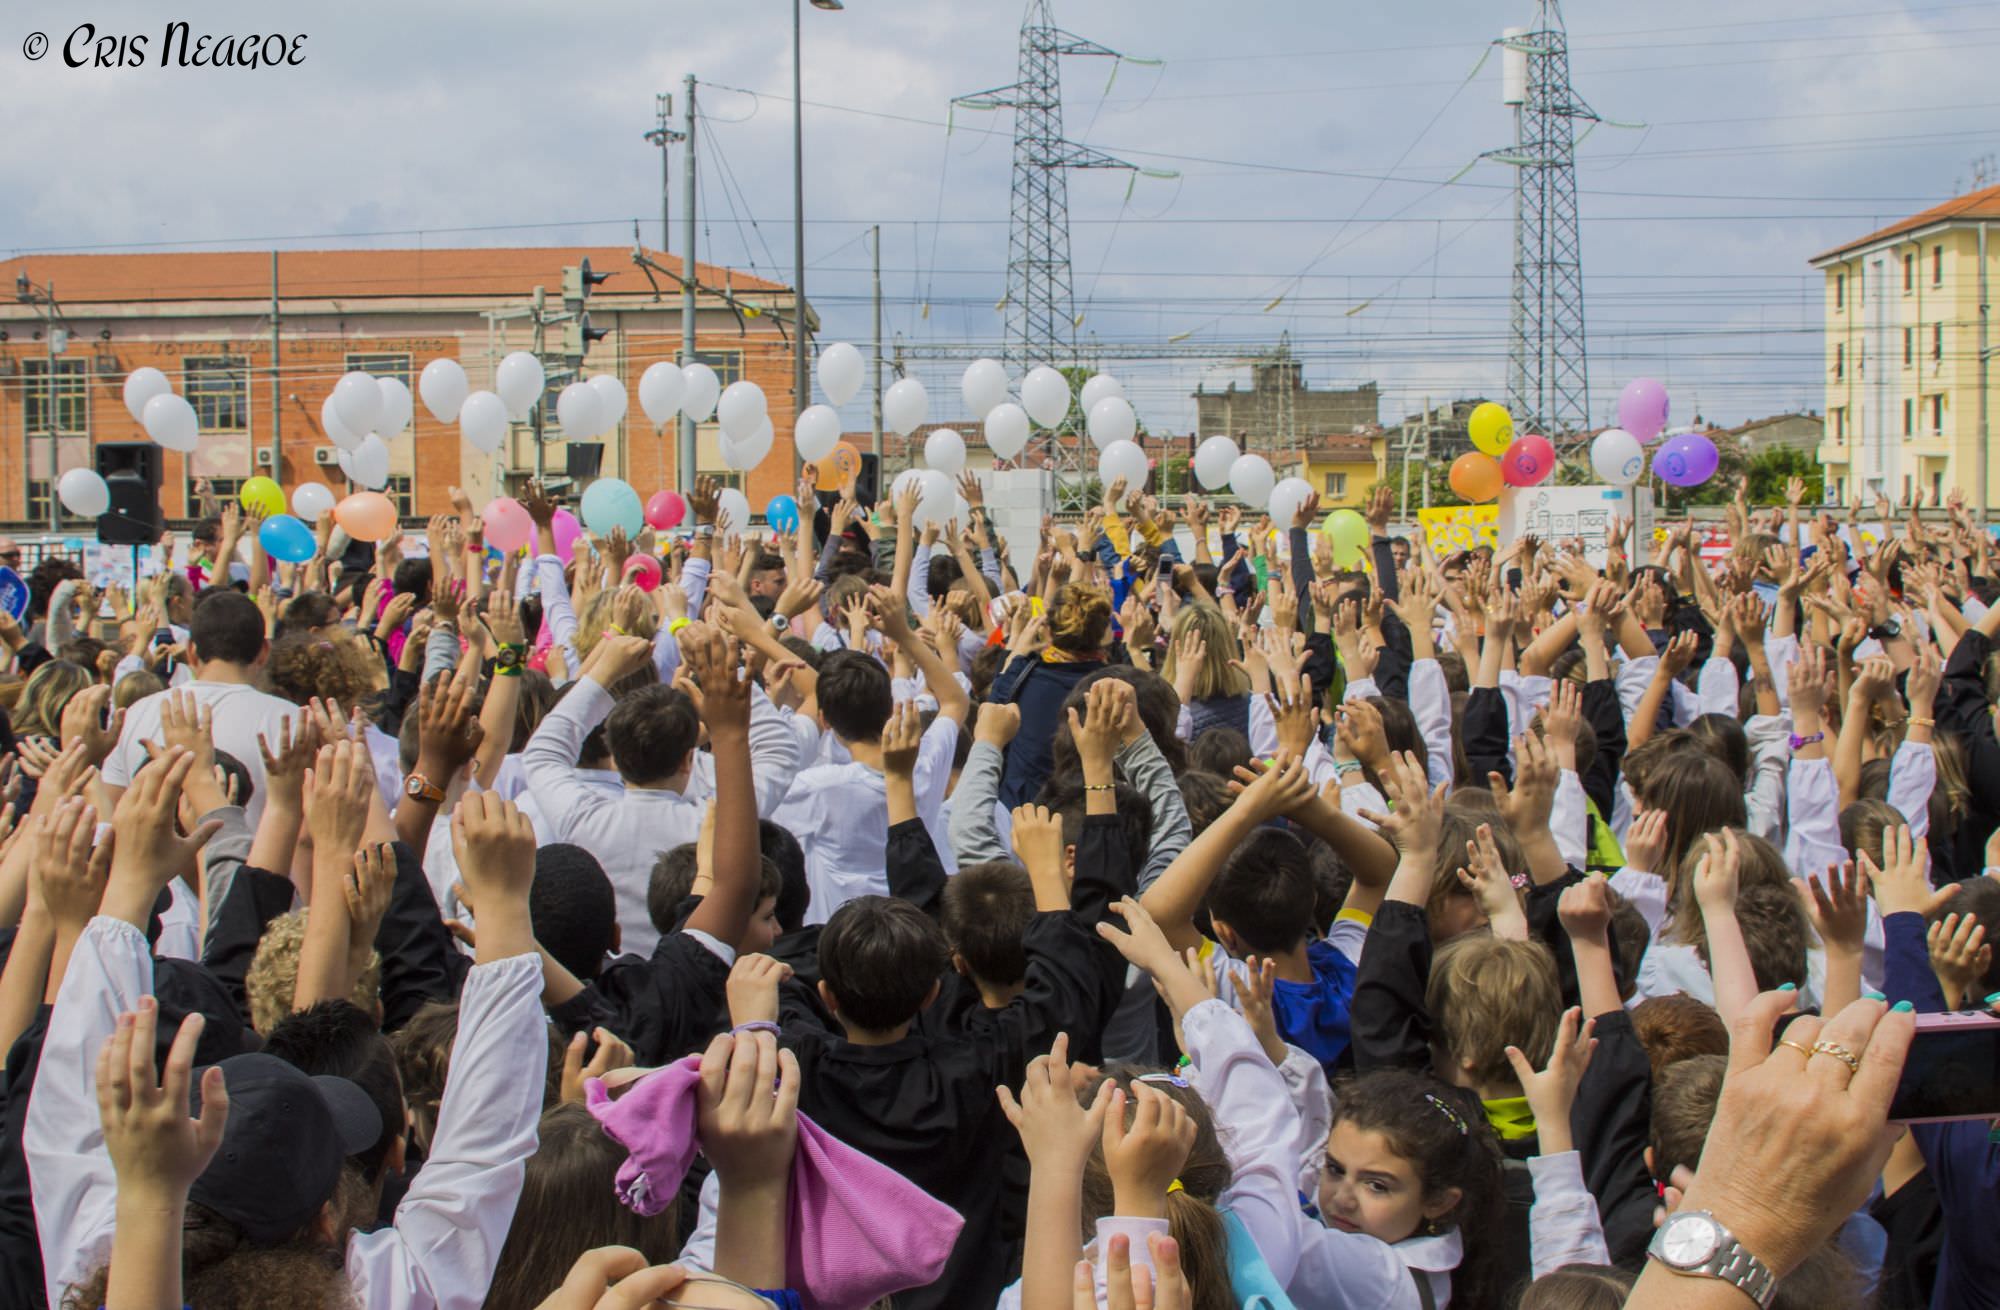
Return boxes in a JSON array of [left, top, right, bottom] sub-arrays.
[[1648, 1210, 1778, 1308]]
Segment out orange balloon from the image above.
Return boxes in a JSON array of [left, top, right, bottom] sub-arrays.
[[334, 491, 399, 543], [815, 443, 861, 491], [1448, 452, 1505, 504]]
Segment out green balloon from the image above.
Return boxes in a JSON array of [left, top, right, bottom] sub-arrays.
[[1320, 509, 1370, 568]]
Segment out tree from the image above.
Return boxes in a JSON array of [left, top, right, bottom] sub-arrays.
[[1744, 445, 1823, 506]]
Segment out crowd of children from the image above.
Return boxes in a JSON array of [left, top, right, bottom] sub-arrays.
[[0, 466, 1987, 1309]]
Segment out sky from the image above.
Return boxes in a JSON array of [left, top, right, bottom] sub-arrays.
[[3, 0, 1996, 435]]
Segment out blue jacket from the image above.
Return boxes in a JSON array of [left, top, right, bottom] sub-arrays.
[[990, 653, 1105, 808]]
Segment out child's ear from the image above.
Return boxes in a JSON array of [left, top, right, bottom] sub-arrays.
[[609, 923, 622, 955], [950, 951, 974, 980], [1644, 1145, 1656, 1181], [816, 979, 840, 1016], [920, 978, 941, 1012], [1062, 843, 1077, 884], [1421, 1186, 1462, 1222], [1211, 919, 1240, 956]]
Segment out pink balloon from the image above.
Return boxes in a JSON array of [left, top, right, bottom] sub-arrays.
[[624, 555, 663, 593], [1501, 434, 1556, 487], [645, 490, 687, 531], [483, 497, 532, 553], [1617, 378, 1670, 443], [551, 508, 583, 563]]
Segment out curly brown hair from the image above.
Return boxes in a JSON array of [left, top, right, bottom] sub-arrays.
[[1048, 581, 1113, 654], [264, 629, 382, 709]]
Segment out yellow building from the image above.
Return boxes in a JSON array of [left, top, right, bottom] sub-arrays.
[[1275, 432, 1388, 508], [1811, 187, 2000, 509]]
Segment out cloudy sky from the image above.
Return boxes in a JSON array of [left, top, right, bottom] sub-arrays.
[[4, 0, 1994, 433]]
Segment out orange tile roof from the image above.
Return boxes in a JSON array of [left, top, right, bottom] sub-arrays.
[[0, 247, 788, 305], [1812, 185, 2000, 262]]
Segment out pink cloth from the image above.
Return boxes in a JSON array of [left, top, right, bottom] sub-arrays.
[[587, 1057, 963, 1310]]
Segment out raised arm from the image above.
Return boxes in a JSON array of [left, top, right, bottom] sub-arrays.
[[678, 628, 760, 948]]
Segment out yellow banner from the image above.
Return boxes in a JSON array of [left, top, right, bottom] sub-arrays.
[[1418, 505, 1498, 556]]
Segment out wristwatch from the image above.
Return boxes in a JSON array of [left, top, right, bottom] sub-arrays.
[[405, 773, 446, 804], [1648, 1210, 1778, 1308], [768, 613, 791, 635], [1867, 619, 1902, 641], [1788, 730, 1824, 751]]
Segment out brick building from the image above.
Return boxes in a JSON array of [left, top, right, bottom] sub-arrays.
[[1191, 338, 1379, 453], [0, 247, 803, 528]]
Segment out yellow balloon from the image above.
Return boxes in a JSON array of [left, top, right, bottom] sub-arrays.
[[1468, 402, 1515, 457], [238, 476, 286, 518], [1319, 509, 1370, 568]]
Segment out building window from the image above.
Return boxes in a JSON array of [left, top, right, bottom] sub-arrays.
[[1323, 471, 1347, 498], [1934, 321, 1944, 362], [343, 353, 412, 386], [1834, 343, 1844, 380], [692, 350, 744, 388], [1933, 245, 1944, 287], [1904, 398, 1914, 437], [1835, 272, 1846, 309], [21, 358, 90, 434], [183, 356, 249, 432], [1935, 469, 1945, 502], [385, 475, 414, 520], [1903, 253, 1914, 293], [1931, 394, 1945, 433], [188, 477, 245, 517], [1831, 407, 1845, 440], [1904, 474, 1913, 502], [1904, 328, 1913, 367]]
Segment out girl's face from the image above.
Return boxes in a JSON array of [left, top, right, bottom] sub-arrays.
[[1316, 1121, 1460, 1245]]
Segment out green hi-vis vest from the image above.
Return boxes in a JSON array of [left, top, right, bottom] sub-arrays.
[[1585, 795, 1625, 873]]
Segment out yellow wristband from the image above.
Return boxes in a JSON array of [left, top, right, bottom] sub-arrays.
[[669, 617, 692, 634]]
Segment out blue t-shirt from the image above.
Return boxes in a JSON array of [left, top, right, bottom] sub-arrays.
[[1271, 937, 1359, 1075]]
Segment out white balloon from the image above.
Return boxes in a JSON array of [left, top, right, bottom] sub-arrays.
[[915, 469, 955, 527], [638, 361, 685, 428], [1080, 373, 1124, 413], [1194, 436, 1240, 491], [961, 358, 1009, 416], [891, 468, 927, 503], [883, 377, 929, 437], [58, 468, 109, 517], [332, 371, 383, 436], [556, 383, 603, 442], [721, 418, 774, 471], [349, 434, 391, 490], [418, 358, 469, 424], [924, 428, 967, 476], [495, 352, 545, 419], [1097, 440, 1149, 495], [1085, 396, 1137, 450], [459, 390, 510, 455], [1268, 476, 1314, 528], [142, 393, 200, 453], [1591, 428, 1645, 486], [984, 403, 1031, 461], [335, 446, 355, 482], [795, 404, 842, 462], [715, 487, 752, 535], [818, 342, 865, 407], [320, 395, 364, 452], [375, 377, 414, 438], [1228, 453, 1275, 506], [1020, 366, 1071, 428], [681, 364, 721, 422], [122, 368, 171, 422], [588, 374, 628, 434], [292, 481, 336, 522], [717, 380, 768, 441]]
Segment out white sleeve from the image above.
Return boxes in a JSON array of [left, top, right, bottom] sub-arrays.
[[1175, 703, 1194, 742], [535, 555, 579, 667], [25, 917, 153, 1310], [1528, 1151, 1611, 1278], [1342, 676, 1381, 704], [906, 545, 933, 618], [1276, 1044, 1332, 1199], [1766, 633, 1800, 712], [344, 954, 547, 1310], [1609, 867, 1669, 939], [1962, 594, 1990, 625], [1340, 780, 1388, 824], [745, 683, 803, 818], [679, 556, 712, 620], [1615, 655, 1658, 727], [1697, 657, 1741, 717], [519, 676, 618, 842], [1887, 739, 1936, 839], [1785, 757, 1849, 882], [1410, 659, 1455, 790], [1744, 715, 1791, 846], [1181, 999, 1304, 1287], [1247, 695, 1278, 757], [1551, 770, 1588, 872]]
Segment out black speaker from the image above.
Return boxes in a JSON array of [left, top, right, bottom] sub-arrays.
[[95, 442, 163, 545], [566, 442, 605, 481], [856, 452, 880, 506]]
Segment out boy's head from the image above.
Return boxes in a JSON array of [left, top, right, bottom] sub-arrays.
[[817, 650, 894, 744], [604, 684, 700, 785], [188, 588, 268, 669], [1425, 934, 1560, 1094], [246, 908, 381, 1035], [1177, 770, 1234, 837], [1838, 797, 1905, 866], [532, 844, 619, 981], [1033, 771, 1153, 887], [260, 1000, 403, 1231], [1189, 726, 1252, 779], [1649, 1052, 1726, 1184], [1206, 827, 1315, 958], [817, 895, 948, 1035], [1696, 882, 1808, 991], [1629, 994, 1729, 1079], [759, 819, 811, 933], [648, 843, 701, 938], [941, 860, 1036, 990]]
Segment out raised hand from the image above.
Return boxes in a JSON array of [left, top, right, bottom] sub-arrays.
[[1927, 913, 1991, 1009], [35, 797, 110, 933], [1103, 1082, 1198, 1219], [1795, 860, 1871, 959], [1692, 828, 1743, 915], [1357, 750, 1445, 864], [1234, 955, 1288, 1066], [559, 1028, 637, 1105], [676, 626, 751, 737], [695, 1029, 801, 1189], [880, 700, 923, 780], [1864, 825, 1954, 918], [1556, 873, 1613, 943], [303, 740, 374, 858], [997, 1031, 1115, 1175], [96, 1001, 227, 1206], [975, 701, 1022, 749], [105, 748, 222, 927], [1503, 1006, 1596, 1154], [724, 952, 793, 1026], [58, 685, 124, 769], [1067, 679, 1131, 779], [1623, 809, 1669, 876], [1456, 822, 1527, 939], [1490, 731, 1559, 836]]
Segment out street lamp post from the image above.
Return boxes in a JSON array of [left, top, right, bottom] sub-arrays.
[[795, 0, 842, 470]]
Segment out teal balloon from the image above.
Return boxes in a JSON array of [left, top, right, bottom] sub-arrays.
[[580, 477, 645, 537], [765, 494, 800, 534], [258, 514, 317, 563]]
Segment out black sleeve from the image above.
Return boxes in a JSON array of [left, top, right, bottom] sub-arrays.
[[14, 643, 51, 677], [995, 911, 1128, 1075], [1940, 630, 2000, 815], [1373, 610, 1413, 706], [1299, 631, 1337, 711], [1071, 812, 1137, 931], [1288, 528, 1317, 635], [1568, 1010, 1657, 1266], [1578, 679, 1625, 821], [1462, 685, 1512, 787], [1372, 535, 1401, 602], [372, 841, 470, 1032], [887, 817, 948, 920], [550, 935, 731, 1066], [1525, 867, 1587, 1011], [1349, 901, 1435, 1072], [200, 863, 302, 1023], [374, 666, 422, 739]]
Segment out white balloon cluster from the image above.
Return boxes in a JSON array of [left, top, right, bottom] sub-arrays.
[[313, 367, 416, 491], [122, 367, 200, 454]]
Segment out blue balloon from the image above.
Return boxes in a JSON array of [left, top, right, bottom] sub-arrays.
[[580, 477, 645, 537], [764, 494, 800, 534], [258, 514, 318, 563]]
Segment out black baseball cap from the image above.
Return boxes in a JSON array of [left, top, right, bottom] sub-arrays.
[[188, 1052, 381, 1246]]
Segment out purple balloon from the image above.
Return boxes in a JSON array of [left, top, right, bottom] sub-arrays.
[[1653, 433, 1718, 488], [1618, 377, 1670, 443]]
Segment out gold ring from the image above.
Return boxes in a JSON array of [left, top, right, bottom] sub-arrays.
[[1810, 1041, 1861, 1074], [1776, 1039, 1813, 1058]]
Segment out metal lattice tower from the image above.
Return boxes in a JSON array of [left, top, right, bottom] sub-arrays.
[[1487, 1, 1598, 440], [955, 2, 1136, 494]]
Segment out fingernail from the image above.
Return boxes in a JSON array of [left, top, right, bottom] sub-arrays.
[[1984, 992, 2000, 1006], [1778, 982, 1797, 992], [1892, 1000, 1915, 1013], [1865, 991, 1887, 1002]]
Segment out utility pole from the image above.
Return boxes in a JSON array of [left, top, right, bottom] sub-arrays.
[[531, 286, 548, 484], [679, 75, 698, 492], [1422, 398, 1435, 511], [793, 0, 809, 473], [644, 94, 684, 255], [1980, 221, 1991, 523], [870, 224, 883, 464], [269, 252, 282, 481]]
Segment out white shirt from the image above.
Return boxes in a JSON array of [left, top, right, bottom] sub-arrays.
[[771, 716, 960, 925], [103, 679, 303, 823]]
